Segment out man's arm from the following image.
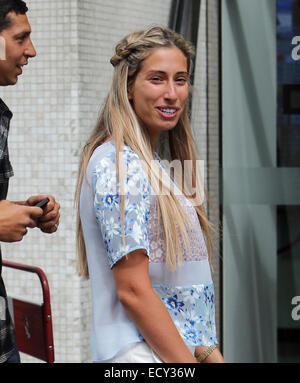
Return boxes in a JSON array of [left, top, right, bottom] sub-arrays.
[[0, 200, 43, 242], [14, 195, 60, 233], [26, 195, 60, 233]]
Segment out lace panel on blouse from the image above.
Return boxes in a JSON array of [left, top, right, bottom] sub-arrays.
[[148, 192, 208, 264]]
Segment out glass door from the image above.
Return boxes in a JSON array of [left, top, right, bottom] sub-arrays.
[[222, 0, 300, 363], [277, 0, 300, 363], [222, 0, 277, 362]]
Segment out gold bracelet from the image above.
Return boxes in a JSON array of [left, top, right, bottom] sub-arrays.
[[196, 345, 217, 363]]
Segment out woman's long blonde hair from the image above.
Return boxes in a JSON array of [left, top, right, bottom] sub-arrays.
[[75, 25, 214, 279]]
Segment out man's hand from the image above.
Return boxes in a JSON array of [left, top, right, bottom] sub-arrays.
[[0, 200, 43, 242], [26, 195, 60, 234]]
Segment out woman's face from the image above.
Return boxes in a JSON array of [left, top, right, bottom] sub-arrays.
[[128, 46, 189, 145]]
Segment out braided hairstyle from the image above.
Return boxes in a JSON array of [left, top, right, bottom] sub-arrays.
[[110, 25, 194, 89]]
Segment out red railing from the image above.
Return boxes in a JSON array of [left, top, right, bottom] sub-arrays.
[[2, 259, 55, 363]]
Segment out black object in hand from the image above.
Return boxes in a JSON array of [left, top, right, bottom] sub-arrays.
[[35, 198, 50, 209]]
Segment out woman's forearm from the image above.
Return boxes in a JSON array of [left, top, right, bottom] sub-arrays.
[[194, 345, 225, 363], [119, 287, 198, 363]]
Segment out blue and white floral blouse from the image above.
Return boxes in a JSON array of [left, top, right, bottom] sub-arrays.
[[80, 140, 218, 362]]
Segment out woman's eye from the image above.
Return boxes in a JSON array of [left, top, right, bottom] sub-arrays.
[[176, 78, 187, 84], [150, 77, 163, 82]]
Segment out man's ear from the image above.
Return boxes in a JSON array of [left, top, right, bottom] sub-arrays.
[[0, 36, 6, 61]]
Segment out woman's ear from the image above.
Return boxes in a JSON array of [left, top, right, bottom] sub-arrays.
[[127, 87, 133, 100], [127, 80, 134, 101]]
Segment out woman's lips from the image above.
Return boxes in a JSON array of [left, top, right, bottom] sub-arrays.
[[156, 106, 179, 119]]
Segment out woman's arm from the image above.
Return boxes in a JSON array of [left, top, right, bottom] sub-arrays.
[[194, 345, 225, 363], [112, 249, 198, 363]]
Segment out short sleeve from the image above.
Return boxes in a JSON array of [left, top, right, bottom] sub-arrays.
[[92, 147, 151, 268]]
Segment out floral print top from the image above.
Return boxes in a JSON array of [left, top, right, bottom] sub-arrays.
[[92, 141, 217, 346], [80, 141, 217, 361]]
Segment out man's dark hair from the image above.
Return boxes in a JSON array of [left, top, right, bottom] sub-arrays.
[[0, 0, 28, 33]]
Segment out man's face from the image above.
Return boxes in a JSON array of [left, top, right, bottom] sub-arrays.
[[0, 12, 36, 86]]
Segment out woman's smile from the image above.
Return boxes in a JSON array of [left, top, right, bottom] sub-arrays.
[[156, 106, 179, 119]]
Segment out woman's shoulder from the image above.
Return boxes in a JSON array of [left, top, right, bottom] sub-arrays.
[[90, 140, 141, 165], [89, 140, 150, 188]]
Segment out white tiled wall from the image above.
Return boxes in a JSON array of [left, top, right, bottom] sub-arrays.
[[191, 0, 208, 166], [1, 0, 171, 363], [190, 0, 221, 345]]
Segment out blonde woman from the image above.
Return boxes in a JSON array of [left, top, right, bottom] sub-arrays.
[[76, 25, 224, 363]]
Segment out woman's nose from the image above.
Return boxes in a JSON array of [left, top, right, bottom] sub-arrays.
[[163, 81, 177, 100]]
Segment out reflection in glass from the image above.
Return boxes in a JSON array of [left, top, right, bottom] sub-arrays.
[[277, 0, 300, 167], [277, 206, 300, 362], [277, 0, 300, 362]]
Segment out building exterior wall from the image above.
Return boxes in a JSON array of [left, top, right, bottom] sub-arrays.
[[1, 0, 172, 363], [190, 0, 221, 344]]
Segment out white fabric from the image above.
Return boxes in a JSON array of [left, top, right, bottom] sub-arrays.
[[98, 342, 163, 363]]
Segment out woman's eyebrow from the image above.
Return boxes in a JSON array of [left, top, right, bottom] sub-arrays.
[[146, 70, 188, 75], [146, 70, 166, 75]]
